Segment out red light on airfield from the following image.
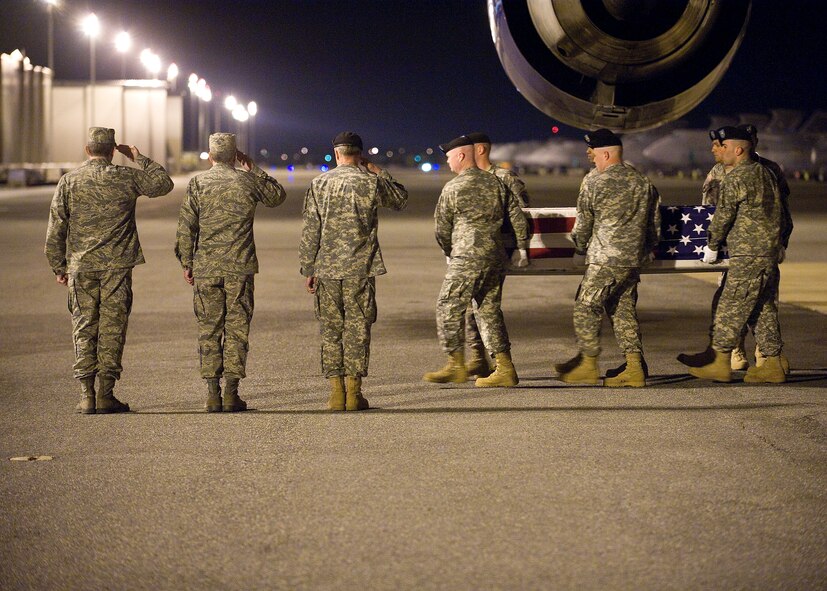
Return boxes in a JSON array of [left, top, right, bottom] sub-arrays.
[[551, 126, 559, 134]]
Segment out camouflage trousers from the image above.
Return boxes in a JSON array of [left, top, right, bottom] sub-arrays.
[[68, 268, 133, 380], [464, 305, 485, 353], [193, 275, 254, 379], [711, 257, 782, 356], [573, 264, 641, 357], [315, 277, 376, 378], [437, 266, 510, 355]]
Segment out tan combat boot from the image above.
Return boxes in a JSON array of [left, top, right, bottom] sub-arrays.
[[345, 376, 369, 411], [689, 349, 732, 382], [744, 356, 786, 383], [328, 376, 346, 411], [603, 353, 647, 388], [755, 346, 790, 375], [222, 377, 247, 412], [75, 376, 96, 414], [95, 375, 130, 414], [557, 353, 600, 385], [465, 343, 492, 378], [423, 351, 467, 383], [730, 347, 749, 371], [475, 351, 519, 388], [205, 378, 222, 412]]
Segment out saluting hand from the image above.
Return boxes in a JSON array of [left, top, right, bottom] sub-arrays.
[[359, 157, 381, 175], [236, 150, 254, 172], [55, 273, 68, 286], [116, 144, 140, 161]]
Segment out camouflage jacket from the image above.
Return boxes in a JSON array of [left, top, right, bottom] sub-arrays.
[[300, 165, 407, 278], [487, 164, 530, 207], [701, 162, 728, 206], [707, 160, 784, 257], [435, 167, 530, 271], [175, 163, 286, 276], [45, 156, 173, 274], [756, 154, 793, 248], [572, 162, 660, 267]]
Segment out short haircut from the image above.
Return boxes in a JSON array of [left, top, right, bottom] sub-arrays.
[[87, 142, 114, 158], [336, 145, 362, 157], [209, 150, 235, 164]]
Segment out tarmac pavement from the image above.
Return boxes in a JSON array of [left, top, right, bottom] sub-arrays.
[[1, 170, 825, 590]]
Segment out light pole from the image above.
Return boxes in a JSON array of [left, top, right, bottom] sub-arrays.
[[114, 31, 131, 79], [44, 0, 58, 74], [232, 105, 249, 154], [81, 13, 100, 126], [247, 101, 257, 159]]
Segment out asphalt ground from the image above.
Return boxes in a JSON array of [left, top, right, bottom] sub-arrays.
[[1, 169, 825, 590]]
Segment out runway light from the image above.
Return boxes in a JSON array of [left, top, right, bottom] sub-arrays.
[[287, 164, 295, 172], [420, 162, 432, 172], [199, 151, 209, 160], [224, 95, 237, 111], [320, 165, 329, 172], [432, 163, 440, 171], [114, 31, 131, 53], [386, 150, 393, 158], [81, 14, 100, 38], [280, 153, 288, 161], [414, 155, 422, 163], [247, 101, 257, 117], [552, 126, 559, 134], [426, 148, 434, 155], [369, 147, 379, 155], [324, 154, 332, 162], [300, 147, 309, 155]]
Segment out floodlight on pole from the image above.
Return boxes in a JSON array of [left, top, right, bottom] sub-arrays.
[[114, 31, 131, 78], [232, 105, 249, 122], [43, 0, 59, 74], [167, 63, 179, 82], [81, 13, 100, 128], [247, 101, 257, 117], [188, 73, 198, 90], [224, 95, 237, 111]]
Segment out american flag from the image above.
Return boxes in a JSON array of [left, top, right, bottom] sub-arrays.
[[507, 206, 729, 275]]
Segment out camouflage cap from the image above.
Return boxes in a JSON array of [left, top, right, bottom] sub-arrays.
[[209, 133, 237, 160], [87, 127, 115, 146]]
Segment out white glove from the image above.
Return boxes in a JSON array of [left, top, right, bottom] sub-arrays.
[[510, 248, 529, 268], [702, 246, 719, 264], [777, 246, 786, 264], [572, 252, 587, 268], [445, 256, 451, 265]]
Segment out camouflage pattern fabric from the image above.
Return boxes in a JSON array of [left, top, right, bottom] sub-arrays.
[[712, 257, 782, 356], [435, 167, 529, 270], [68, 269, 133, 379], [707, 161, 782, 257], [756, 154, 793, 248], [571, 162, 660, 266], [701, 162, 728, 206], [314, 277, 376, 377], [193, 275, 254, 379], [45, 156, 174, 274], [437, 267, 509, 355], [300, 165, 408, 278], [488, 164, 530, 207], [175, 163, 286, 276], [464, 305, 484, 353], [573, 264, 642, 357], [208, 133, 236, 161]]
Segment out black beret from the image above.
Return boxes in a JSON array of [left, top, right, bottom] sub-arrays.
[[466, 132, 491, 144], [584, 128, 622, 148], [736, 123, 758, 145], [332, 131, 363, 150], [708, 129, 719, 142], [438, 135, 474, 154], [716, 126, 752, 143]]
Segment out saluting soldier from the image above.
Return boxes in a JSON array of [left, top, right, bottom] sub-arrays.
[[300, 132, 408, 411], [685, 126, 790, 384], [45, 127, 173, 414], [176, 133, 286, 412], [555, 129, 660, 387], [423, 135, 530, 388]]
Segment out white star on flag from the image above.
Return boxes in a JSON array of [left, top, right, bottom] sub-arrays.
[[667, 224, 678, 234], [667, 206, 679, 212], [681, 213, 692, 223], [694, 206, 705, 212], [679, 235, 691, 245], [667, 246, 678, 256], [693, 224, 705, 235], [694, 245, 704, 254], [707, 213, 714, 221]]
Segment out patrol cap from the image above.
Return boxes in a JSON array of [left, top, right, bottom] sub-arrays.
[[584, 128, 622, 148], [716, 126, 752, 143], [736, 123, 758, 146], [209, 132, 237, 160], [87, 127, 115, 146], [438, 135, 474, 154], [466, 132, 491, 144], [332, 131, 363, 150]]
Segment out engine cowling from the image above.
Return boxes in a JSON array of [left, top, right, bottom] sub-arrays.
[[488, 0, 751, 131]]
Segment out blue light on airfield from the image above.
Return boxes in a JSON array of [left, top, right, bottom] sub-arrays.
[[432, 163, 440, 171], [420, 162, 432, 172], [324, 154, 332, 162], [414, 155, 422, 163], [287, 165, 295, 172], [321, 165, 329, 172]]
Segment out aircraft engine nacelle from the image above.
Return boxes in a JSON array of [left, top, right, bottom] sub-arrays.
[[488, 0, 751, 131]]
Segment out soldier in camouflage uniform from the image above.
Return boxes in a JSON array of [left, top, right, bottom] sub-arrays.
[[555, 129, 660, 387], [176, 133, 286, 412], [458, 131, 531, 378], [680, 124, 793, 374], [300, 132, 408, 411], [686, 126, 790, 384], [423, 135, 530, 388], [45, 127, 173, 414]]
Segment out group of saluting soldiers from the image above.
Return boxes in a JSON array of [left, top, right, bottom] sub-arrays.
[[44, 123, 791, 414]]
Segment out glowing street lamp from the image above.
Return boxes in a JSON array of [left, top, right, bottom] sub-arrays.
[[224, 95, 237, 111], [140, 49, 161, 78], [114, 31, 131, 79], [166, 62, 178, 82], [247, 101, 258, 156], [81, 13, 100, 126]]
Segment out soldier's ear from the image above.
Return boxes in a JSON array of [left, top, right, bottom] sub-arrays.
[[84, 146, 92, 157]]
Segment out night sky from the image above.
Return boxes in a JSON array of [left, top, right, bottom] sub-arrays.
[[3, 0, 826, 154]]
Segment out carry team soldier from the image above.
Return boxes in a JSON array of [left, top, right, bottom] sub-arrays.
[[423, 135, 530, 388], [684, 125, 789, 383], [176, 133, 287, 412], [460, 131, 531, 378], [300, 132, 408, 411], [555, 128, 660, 387], [45, 127, 174, 414]]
